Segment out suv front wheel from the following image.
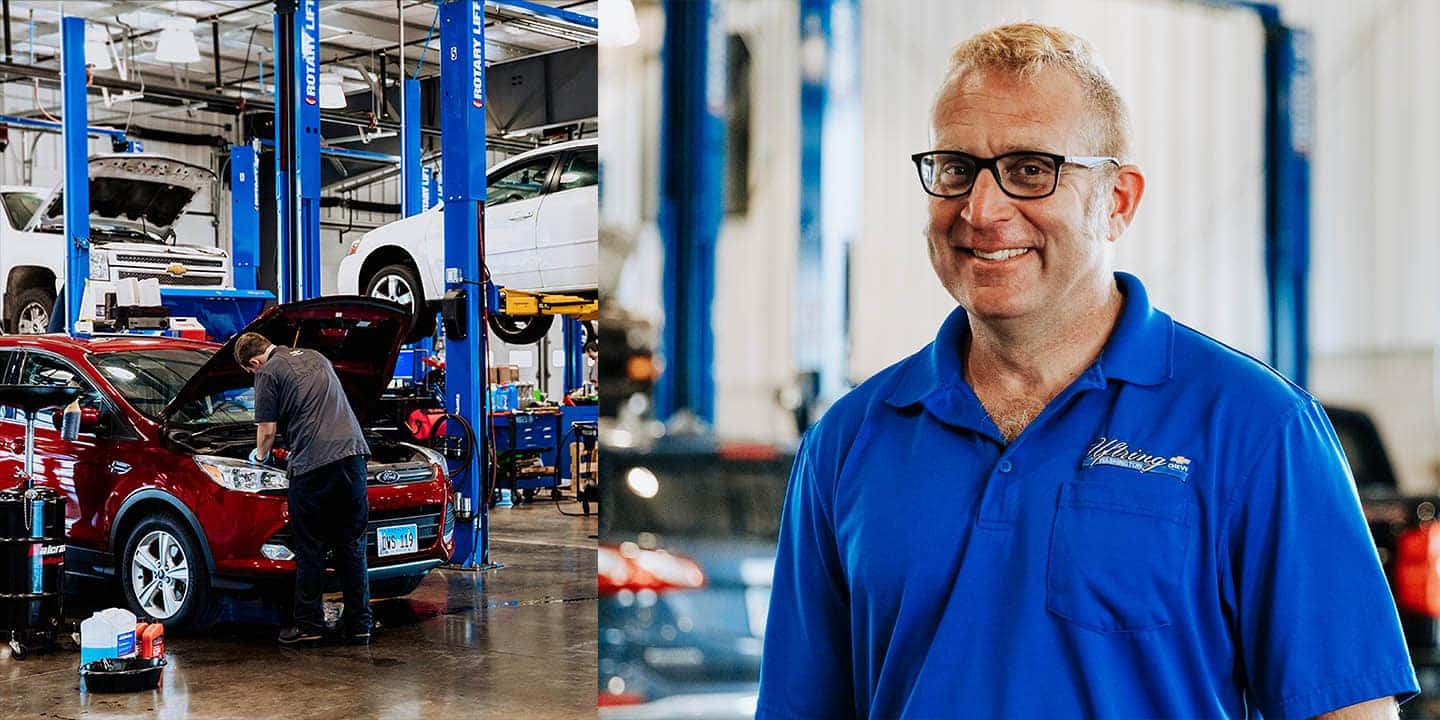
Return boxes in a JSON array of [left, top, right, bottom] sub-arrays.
[[120, 514, 212, 629]]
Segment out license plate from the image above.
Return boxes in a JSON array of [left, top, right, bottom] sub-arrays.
[[376, 524, 418, 557]]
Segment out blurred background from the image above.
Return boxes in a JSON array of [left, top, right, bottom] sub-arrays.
[[596, 0, 1440, 717]]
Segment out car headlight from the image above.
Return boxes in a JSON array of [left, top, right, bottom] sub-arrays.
[[194, 455, 288, 493], [89, 253, 110, 280]]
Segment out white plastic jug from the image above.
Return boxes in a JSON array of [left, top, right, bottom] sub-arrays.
[[96, 608, 137, 658], [79, 613, 117, 667]]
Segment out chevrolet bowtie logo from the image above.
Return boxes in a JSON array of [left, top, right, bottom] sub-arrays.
[[166, 263, 188, 276]]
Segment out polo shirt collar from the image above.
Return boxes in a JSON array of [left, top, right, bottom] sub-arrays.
[[883, 271, 1174, 420]]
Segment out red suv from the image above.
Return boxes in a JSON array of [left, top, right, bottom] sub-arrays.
[[0, 297, 454, 628]]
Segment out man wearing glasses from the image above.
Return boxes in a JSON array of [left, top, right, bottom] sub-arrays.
[[758, 23, 1416, 720]]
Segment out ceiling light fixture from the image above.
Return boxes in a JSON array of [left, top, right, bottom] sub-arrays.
[[84, 26, 113, 71], [599, 0, 640, 47], [155, 17, 201, 64]]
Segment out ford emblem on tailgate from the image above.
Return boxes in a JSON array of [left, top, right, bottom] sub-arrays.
[[377, 470, 401, 484]]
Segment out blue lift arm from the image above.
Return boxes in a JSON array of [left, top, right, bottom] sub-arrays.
[[0, 114, 127, 144], [655, 0, 725, 425], [440, 0, 492, 568], [488, 0, 597, 29], [60, 17, 89, 334]]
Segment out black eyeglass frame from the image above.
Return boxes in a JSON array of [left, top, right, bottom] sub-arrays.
[[910, 150, 1121, 200]]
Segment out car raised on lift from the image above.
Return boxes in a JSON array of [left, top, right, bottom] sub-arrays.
[[0, 297, 453, 627], [337, 138, 598, 344]]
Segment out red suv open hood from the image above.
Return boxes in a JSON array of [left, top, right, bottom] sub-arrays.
[[159, 296, 412, 424]]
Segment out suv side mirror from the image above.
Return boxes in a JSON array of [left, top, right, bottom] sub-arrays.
[[80, 406, 102, 432]]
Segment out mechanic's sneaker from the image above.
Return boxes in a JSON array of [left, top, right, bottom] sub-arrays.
[[343, 624, 372, 646], [277, 626, 325, 646]]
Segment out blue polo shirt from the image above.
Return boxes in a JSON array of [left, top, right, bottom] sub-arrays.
[[757, 272, 1418, 720]]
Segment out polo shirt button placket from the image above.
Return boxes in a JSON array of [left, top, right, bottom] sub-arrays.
[[977, 454, 1019, 527]]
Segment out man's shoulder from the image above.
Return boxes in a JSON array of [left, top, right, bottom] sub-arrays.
[[1168, 321, 1311, 420], [804, 347, 925, 458]]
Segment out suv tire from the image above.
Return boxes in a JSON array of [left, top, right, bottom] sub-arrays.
[[120, 514, 212, 629]]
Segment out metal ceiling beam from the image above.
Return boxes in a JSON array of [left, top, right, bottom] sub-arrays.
[[0, 59, 448, 137]]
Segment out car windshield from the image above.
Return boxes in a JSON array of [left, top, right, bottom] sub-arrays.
[[2, 191, 42, 230], [93, 348, 255, 425], [91, 221, 167, 244], [604, 454, 790, 540]]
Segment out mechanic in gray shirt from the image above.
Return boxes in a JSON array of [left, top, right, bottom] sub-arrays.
[[235, 332, 373, 647]]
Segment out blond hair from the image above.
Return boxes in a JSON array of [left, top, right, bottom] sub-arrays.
[[943, 23, 1132, 162]]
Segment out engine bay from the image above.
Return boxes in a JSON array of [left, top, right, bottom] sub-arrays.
[[167, 423, 434, 477]]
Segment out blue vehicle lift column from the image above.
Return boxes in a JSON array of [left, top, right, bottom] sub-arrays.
[[655, 0, 725, 424], [440, 0, 491, 568], [230, 142, 262, 290], [273, 0, 322, 302], [1262, 16, 1312, 387], [60, 17, 89, 333], [563, 318, 584, 393], [797, 0, 859, 427], [1200, 2, 1312, 387], [402, 78, 424, 217]]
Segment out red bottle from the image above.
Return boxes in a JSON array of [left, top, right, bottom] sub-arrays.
[[139, 623, 165, 660]]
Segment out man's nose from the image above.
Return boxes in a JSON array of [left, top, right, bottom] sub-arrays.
[[962, 168, 1015, 228]]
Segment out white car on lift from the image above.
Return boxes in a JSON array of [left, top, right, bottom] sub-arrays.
[[337, 138, 598, 344], [0, 155, 230, 333]]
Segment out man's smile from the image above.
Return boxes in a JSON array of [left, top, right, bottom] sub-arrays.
[[962, 246, 1033, 262]]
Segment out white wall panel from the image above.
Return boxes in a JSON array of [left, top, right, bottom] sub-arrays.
[[709, 0, 802, 441], [1282, 0, 1440, 356]]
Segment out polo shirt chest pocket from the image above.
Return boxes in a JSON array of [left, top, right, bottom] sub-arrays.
[[1046, 475, 1196, 633]]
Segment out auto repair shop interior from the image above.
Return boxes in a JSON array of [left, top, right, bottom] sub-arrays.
[[0, 1, 598, 718]]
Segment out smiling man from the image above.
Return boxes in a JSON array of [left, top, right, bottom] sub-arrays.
[[757, 23, 1418, 720]]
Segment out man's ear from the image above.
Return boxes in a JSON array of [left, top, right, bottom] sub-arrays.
[[1107, 164, 1145, 241]]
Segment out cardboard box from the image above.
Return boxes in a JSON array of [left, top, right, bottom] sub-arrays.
[[506, 365, 521, 383]]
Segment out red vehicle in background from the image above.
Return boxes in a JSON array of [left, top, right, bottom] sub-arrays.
[[0, 297, 454, 628]]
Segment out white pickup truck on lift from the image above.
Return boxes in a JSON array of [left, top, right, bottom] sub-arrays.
[[0, 154, 232, 333]]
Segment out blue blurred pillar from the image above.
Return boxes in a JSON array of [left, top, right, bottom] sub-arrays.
[[655, 0, 725, 425], [797, 0, 860, 424]]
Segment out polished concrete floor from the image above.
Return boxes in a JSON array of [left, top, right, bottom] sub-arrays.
[[0, 499, 599, 719]]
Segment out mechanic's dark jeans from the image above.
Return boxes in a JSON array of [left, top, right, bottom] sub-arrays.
[[288, 454, 371, 634]]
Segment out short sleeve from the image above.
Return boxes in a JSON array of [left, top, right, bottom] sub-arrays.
[[756, 433, 856, 720], [1224, 399, 1418, 719], [253, 368, 278, 423]]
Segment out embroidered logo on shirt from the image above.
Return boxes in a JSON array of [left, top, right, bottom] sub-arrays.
[[1083, 437, 1192, 481]]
